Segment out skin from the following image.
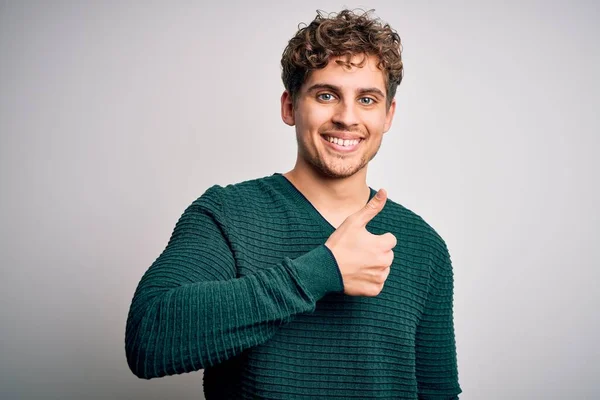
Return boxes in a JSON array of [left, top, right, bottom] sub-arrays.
[[280, 53, 397, 228]]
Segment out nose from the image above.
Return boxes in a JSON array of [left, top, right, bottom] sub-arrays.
[[331, 100, 360, 127]]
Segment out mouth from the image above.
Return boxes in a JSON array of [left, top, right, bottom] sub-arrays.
[[321, 134, 364, 152]]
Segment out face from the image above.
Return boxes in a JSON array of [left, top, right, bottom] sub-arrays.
[[281, 54, 396, 179]]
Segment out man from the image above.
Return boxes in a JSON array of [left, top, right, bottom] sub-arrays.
[[125, 9, 461, 399]]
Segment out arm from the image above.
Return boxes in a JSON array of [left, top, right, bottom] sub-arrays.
[[125, 185, 343, 379], [415, 240, 462, 399]]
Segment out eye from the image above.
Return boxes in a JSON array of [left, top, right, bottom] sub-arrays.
[[317, 93, 336, 102], [359, 97, 376, 105]]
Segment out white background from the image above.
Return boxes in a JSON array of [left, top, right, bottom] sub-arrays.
[[1, 1, 598, 399]]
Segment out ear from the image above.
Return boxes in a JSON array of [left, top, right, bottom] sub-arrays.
[[383, 98, 397, 133], [281, 91, 295, 126]]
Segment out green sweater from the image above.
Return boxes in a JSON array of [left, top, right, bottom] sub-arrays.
[[125, 172, 461, 399]]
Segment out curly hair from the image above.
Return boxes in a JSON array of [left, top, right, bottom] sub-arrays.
[[281, 9, 403, 110]]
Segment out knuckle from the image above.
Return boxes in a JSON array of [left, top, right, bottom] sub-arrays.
[[384, 265, 391, 277], [384, 232, 397, 248], [374, 283, 385, 295], [365, 200, 378, 211], [387, 251, 395, 265], [377, 233, 396, 251], [379, 252, 394, 267]]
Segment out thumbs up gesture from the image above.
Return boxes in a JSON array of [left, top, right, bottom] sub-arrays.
[[324, 188, 397, 297]]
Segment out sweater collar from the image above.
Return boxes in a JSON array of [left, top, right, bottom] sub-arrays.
[[271, 172, 378, 234]]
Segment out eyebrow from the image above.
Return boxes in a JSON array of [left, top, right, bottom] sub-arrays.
[[306, 83, 386, 99]]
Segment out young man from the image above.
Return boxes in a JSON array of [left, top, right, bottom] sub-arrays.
[[125, 9, 461, 399]]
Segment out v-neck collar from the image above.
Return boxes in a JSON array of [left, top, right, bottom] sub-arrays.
[[271, 172, 378, 234]]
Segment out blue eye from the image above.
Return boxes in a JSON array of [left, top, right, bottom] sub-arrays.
[[359, 97, 375, 105], [317, 93, 335, 101]]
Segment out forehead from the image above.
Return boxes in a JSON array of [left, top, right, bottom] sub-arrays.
[[302, 54, 386, 92]]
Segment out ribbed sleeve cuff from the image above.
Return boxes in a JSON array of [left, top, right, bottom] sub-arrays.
[[290, 244, 345, 301]]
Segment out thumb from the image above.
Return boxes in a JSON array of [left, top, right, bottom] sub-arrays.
[[355, 188, 387, 226]]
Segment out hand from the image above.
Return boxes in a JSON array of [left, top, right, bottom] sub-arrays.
[[324, 188, 397, 297]]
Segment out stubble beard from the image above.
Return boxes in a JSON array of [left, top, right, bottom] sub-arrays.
[[297, 135, 382, 179]]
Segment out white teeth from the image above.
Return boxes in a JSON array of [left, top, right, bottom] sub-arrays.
[[325, 136, 360, 147]]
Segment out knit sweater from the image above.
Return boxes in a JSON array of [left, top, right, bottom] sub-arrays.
[[125, 172, 461, 399]]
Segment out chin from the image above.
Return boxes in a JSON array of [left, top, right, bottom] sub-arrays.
[[315, 161, 366, 179]]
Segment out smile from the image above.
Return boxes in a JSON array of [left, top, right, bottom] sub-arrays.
[[321, 135, 363, 152]]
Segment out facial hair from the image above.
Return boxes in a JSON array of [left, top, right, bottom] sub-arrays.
[[296, 127, 383, 179]]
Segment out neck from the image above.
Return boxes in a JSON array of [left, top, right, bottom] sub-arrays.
[[283, 161, 371, 214]]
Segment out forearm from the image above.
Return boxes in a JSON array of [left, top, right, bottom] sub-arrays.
[[125, 244, 342, 379]]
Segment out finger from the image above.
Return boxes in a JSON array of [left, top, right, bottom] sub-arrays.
[[377, 250, 394, 268], [354, 188, 387, 227], [366, 267, 390, 284], [379, 232, 397, 250]]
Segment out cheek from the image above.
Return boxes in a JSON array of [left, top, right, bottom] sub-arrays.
[[364, 110, 388, 131], [298, 105, 331, 131]]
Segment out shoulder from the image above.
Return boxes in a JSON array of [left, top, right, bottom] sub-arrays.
[[189, 174, 276, 214]]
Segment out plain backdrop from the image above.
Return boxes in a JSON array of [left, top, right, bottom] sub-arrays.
[[1, 1, 598, 399]]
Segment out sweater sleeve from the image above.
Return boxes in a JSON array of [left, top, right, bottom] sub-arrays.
[[415, 240, 462, 399], [124, 185, 343, 379]]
